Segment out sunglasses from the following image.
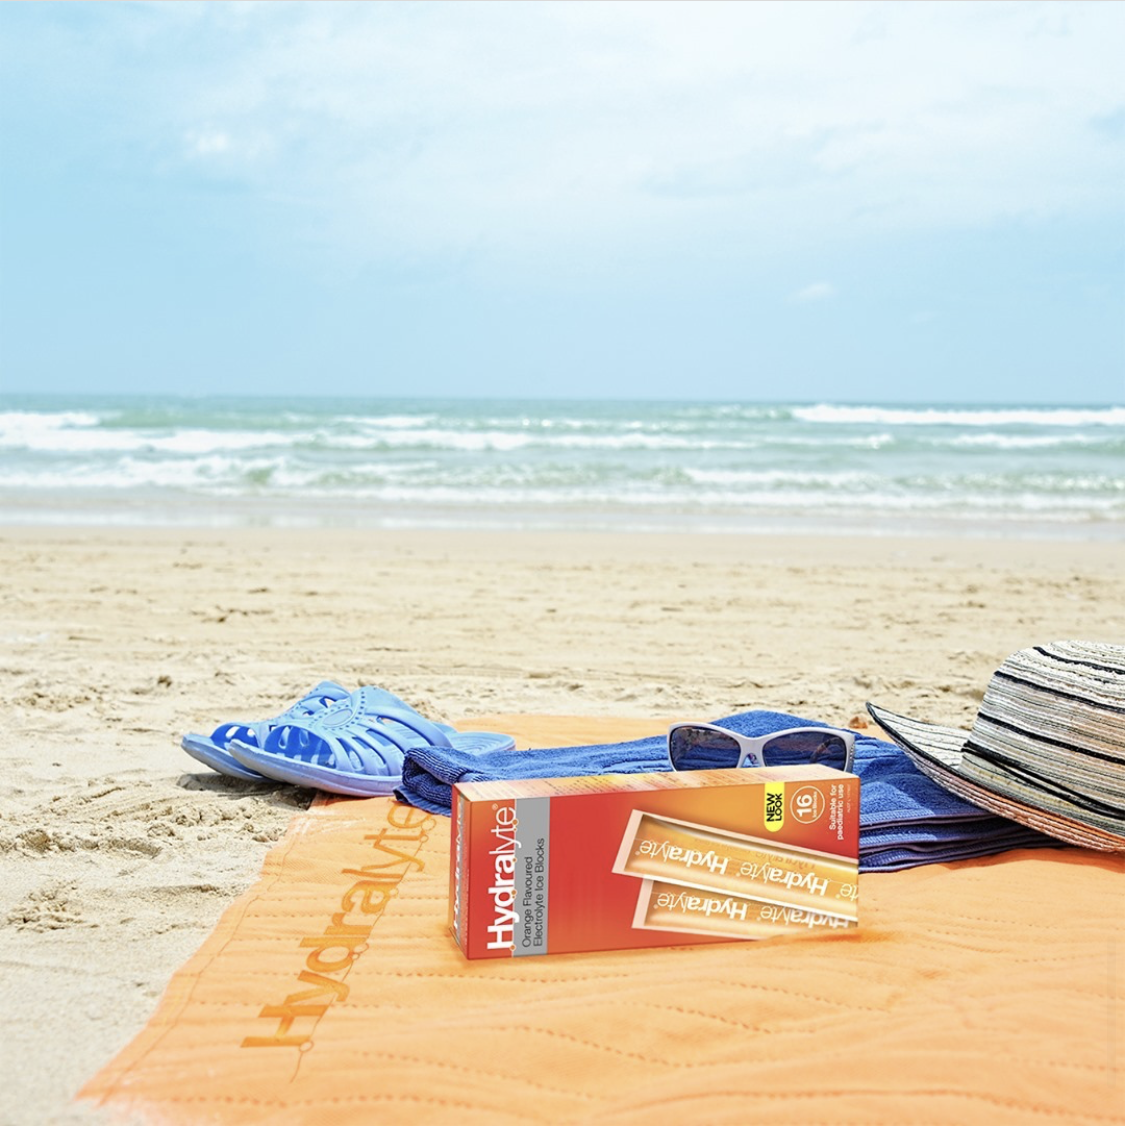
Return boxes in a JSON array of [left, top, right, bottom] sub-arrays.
[[667, 723, 856, 774]]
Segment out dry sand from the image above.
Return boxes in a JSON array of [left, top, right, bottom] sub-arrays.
[[1, 526, 1122, 1125]]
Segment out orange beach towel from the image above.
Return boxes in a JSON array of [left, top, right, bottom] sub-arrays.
[[81, 716, 1124, 1124]]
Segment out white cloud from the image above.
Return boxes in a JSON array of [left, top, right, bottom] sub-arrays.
[[792, 282, 836, 303], [56, 2, 1125, 269], [186, 129, 232, 158]]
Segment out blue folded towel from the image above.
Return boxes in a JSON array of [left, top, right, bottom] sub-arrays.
[[396, 709, 1058, 871]]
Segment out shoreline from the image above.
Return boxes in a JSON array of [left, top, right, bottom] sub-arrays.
[[1, 525, 1123, 1124], [1, 501, 1123, 543], [3, 518, 1124, 560]]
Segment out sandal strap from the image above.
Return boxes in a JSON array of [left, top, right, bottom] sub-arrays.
[[210, 682, 349, 749], [288, 688, 454, 777], [315, 688, 454, 748]]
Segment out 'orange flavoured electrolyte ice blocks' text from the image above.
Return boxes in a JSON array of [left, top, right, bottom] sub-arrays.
[[449, 765, 859, 959]]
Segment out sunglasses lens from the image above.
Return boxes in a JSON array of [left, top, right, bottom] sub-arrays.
[[668, 727, 743, 771], [762, 731, 850, 770]]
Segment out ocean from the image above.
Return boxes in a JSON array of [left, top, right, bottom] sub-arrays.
[[1, 395, 1122, 539]]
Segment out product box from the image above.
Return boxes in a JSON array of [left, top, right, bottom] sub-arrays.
[[449, 765, 859, 959]]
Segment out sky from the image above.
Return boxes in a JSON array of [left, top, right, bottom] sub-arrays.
[[0, 0, 1122, 404]]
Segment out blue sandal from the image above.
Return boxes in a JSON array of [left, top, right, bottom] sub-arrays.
[[181, 681, 352, 780], [227, 686, 515, 796]]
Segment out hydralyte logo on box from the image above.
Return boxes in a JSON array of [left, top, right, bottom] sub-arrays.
[[656, 889, 749, 922], [637, 838, 730, 876], [758, 903, 853, 930], [486, 804, 520, 950], [739, 862, 830, 898]]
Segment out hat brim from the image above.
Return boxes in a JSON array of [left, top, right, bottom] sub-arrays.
[[865, 702, 1125, 853]]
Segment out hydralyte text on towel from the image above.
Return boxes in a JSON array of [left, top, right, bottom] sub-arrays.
[[242, 803, 435, 1053]]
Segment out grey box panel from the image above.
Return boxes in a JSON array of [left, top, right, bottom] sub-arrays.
[[513, 796, 550, 956]]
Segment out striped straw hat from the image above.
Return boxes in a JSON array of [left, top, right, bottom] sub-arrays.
[[866, 641, 1125, 851]]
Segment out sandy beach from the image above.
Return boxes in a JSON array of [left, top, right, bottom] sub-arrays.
[[1, 525, 1123, 1125]]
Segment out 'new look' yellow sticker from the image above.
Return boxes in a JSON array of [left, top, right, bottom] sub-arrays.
[[764, 781, 785, 832]]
